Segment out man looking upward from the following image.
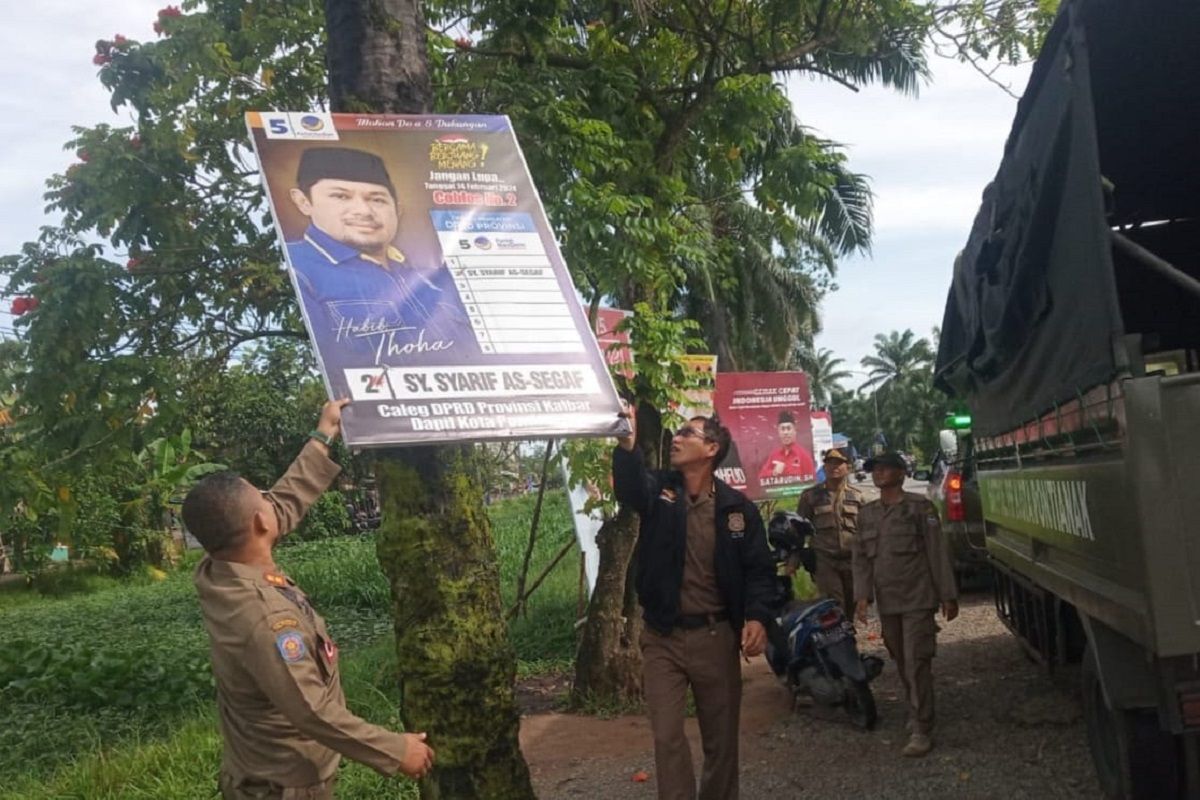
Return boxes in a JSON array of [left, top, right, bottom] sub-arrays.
[[185, 399, 434, 798], [613, 407, 776, 800]]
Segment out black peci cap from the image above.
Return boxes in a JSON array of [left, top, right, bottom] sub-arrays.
[[864, 451, 907, 471], [296, 147, 396, 197]]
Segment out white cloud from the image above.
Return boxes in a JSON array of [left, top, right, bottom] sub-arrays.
[[787, 57, 1032, 378], [1, 8, 1031, 366], [0, 1, 160, 330]]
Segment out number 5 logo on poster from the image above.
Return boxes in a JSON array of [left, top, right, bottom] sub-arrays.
[[262, 113, 294, 139]]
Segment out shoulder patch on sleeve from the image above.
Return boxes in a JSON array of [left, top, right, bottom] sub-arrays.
[[276, 630, 307, 663], [271, 617, 301, 632]]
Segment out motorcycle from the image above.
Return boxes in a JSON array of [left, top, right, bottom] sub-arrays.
[[764, 511, 884, 729]]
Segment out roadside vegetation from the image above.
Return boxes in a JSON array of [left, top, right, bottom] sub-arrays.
[[0, 491, 576, 799]]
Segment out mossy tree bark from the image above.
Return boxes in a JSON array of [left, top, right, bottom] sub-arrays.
[[570, 509, 643, 708], [570, 402, 665, 709], [375, 448, 533, 798], [324, 1, 533, 796]]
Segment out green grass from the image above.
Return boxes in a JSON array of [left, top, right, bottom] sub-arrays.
[[491, 490, 580, 669], [1, 639, 420, 800], [0, 491, 579, 796]]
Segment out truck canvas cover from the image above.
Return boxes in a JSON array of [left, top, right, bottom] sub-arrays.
[[934, 0, 1200, 436]]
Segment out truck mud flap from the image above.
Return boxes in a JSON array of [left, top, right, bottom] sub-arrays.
[[992, 558, 1067, 668]]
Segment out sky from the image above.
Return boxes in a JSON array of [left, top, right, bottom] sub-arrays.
[[785, 60, 1029, 384], [0, 2, 1030, 376]]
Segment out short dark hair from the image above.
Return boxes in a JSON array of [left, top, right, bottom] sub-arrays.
[[181, 471, 257, 554], [777, 410, 795, 425], [691, 415, 732, 467]]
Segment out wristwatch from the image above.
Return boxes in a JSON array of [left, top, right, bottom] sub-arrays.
[[308, 429, 335, 447]]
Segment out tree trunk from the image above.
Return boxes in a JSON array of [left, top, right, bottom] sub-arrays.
[[324, 2, 533, 797], [375, 448, 533, 798], [569, 510, 643, 708], [325, 0, 432, 114], [569, 402, 663, 709]]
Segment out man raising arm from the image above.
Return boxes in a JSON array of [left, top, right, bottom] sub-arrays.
[[185, 399, 434, 799], [614, 406, 775, 800]]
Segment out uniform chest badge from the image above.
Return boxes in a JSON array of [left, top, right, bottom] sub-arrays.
[[728, 512, 746, 533], [276, 631, 307, 663], [659, 488, 677, 504]]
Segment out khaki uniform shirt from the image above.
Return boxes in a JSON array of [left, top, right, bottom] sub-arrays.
[[797, 481, 863, 557], [851, 491, 957, 615], [679, 491, 724, 615], [194, 440, 408, 786]]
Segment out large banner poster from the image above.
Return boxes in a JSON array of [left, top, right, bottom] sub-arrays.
[[246, 112, 627, 448], [594, 307, 633, 378], [676, 355, 717, 419], [564, 306, 633, 597], [714, 372, 815, 501]]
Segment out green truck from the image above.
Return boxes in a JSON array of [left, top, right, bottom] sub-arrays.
[[934, 1, 1200, 796]]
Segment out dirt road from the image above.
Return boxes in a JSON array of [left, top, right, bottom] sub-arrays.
[[519, 594, 1100, 799]]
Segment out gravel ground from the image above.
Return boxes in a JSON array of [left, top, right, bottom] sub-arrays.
[[526, 594, 1102, 799]]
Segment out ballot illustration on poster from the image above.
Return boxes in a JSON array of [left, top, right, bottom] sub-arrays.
[[246, 112, 628, 447]]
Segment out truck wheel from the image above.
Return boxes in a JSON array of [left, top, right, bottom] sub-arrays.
[[1081, 644, 1179, 798]]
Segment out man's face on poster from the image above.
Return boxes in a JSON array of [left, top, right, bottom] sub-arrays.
[[777, 421, 796, 447], [290, 179, 399, 253]]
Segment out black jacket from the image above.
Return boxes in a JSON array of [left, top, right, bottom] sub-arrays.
[[612, 446, 777, 636]]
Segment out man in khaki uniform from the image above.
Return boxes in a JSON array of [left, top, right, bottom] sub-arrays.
[[613, 407, 775, 800], [183, 399, 434, 799], [795, 447, 862, 612], [852, 451, 958, 758]]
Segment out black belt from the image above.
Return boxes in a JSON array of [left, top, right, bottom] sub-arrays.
[[675, 612, 729, 630]]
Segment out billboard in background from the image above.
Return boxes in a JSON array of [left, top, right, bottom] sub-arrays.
[[714, 371, 814, 501], [676, 354, 717, 419], [811, 410, 833, 465], [246, 111, 627, 448], [595, 307, 633, 378]]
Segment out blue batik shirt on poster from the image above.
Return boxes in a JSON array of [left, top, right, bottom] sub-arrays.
[[286, 224, 474, 369]]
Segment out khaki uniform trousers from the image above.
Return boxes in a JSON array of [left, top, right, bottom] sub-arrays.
[[641, 621, 741, 800], [880, 610, 938, 735], [813, 553, 855, 613], [219, 772, 337, 800]]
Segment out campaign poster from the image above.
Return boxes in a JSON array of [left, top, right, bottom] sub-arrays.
[[811, 410, 833, 465], [563, 307, 633, 597], [714, 372, 815, 501], [594, 307, 634, 379], [676, 354, 717, 419], [246, 112, 628, 448]]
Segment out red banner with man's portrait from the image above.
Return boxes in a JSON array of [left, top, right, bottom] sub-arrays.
[[714, 372, 814, 501]]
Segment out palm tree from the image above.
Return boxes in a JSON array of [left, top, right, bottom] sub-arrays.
[[797, 347, 852, 408], [860, 329, 934, 394], [682, 105, 874, 371]]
